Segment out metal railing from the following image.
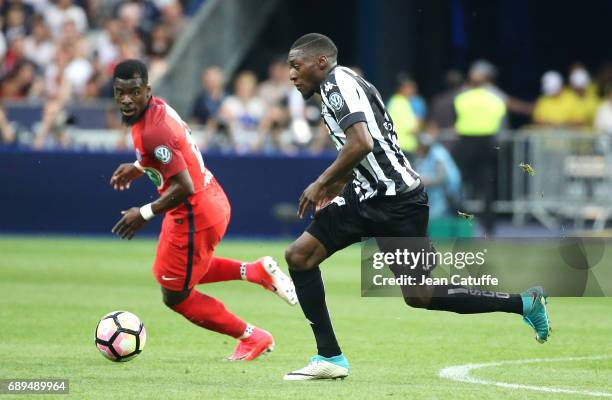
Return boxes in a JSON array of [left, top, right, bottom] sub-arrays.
[[437, 129, 612, 230], [510, 130, 612, 230]]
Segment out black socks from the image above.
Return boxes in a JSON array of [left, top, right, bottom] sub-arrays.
[[427, 285, 523, 314], [289, 267, 341, 357]]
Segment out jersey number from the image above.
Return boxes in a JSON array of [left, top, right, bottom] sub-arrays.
[[164, 104, 205, 173]]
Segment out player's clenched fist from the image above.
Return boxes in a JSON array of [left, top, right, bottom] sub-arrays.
[[110, 163, 143, 191]]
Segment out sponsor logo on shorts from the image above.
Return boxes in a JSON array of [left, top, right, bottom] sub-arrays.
[[161, 275, 180, 281]]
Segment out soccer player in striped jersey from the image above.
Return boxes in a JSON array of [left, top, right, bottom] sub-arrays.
[[283, 33, 550, 380], [108, 60, 297, 362]]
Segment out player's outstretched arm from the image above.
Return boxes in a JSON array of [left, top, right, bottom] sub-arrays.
[[110, 162, 144, 191], [111, 170, 194, 240], [298, 122, 373, 218]]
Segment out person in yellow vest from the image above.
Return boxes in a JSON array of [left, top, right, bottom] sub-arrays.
[[563, 66, 601, 127], [533, 70, 575, 127], [452, 60, 507, 235], [387, 73, 419, 160]]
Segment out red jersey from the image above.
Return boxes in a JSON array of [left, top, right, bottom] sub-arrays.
[[131, 96, 229, 232]]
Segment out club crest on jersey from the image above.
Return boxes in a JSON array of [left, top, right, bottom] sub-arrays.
[[154, 146, 172, 164], [329, 92, 344, 111], [135, 148, 142, 162], [143, 167, 164, 189]]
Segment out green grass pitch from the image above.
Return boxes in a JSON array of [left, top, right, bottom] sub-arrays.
[[1, 236, 611, 399]]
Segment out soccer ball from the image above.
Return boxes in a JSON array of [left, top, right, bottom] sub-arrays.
[[95, 311, 147, 362]]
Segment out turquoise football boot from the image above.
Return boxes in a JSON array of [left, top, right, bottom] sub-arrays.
[[521, 286, 551, 343]]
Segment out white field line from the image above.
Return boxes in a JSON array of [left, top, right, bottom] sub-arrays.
[[439, 355, 612, 397]]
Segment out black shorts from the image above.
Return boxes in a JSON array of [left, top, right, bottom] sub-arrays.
[[306, 183, 430, 255]]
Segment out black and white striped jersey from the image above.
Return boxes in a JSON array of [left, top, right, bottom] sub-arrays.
[[319, 66, 421, 202]]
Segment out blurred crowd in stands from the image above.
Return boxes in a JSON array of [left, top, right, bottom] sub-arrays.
[[5, 3, 612, 233], [2, 3, 612, 186], [2, 0, 611, 242], [189, 59, 337, 155], [0, 0, 195, 147]]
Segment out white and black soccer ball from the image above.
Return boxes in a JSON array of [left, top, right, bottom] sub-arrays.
[[95, 311, 147, 362]]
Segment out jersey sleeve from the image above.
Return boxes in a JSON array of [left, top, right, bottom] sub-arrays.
[[321, 69, 368, 131], [143, 121, 188, 180]]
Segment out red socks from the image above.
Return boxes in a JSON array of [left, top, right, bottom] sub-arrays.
[[173, 257, 265, 338], [171, 290, 246, 338], [198, 257, 246, 283]]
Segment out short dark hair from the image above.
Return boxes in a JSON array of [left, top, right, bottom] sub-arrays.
[[290, 33, 337, 62], [113, 59, 148, 84]]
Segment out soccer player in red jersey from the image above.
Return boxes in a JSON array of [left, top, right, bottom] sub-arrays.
[[108, 60, 297, 361]]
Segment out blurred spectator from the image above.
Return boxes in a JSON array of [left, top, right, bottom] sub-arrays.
[[219, 70, 266, 153], [289, 91, 326, 153], [415, 133, 461, 219], [533, 70, 573, 127], [594, 85, 612, 134], [191, 66, 227, 148], [145, 22, 172, 58], [117, 2, 141, 36], [0, 106, 17, 145], [191, 66, 225, 125], [145, 22, 172, 82], [259, 57, 291, 108], [44, 0, 88, 38], [256, 57, 296, 153], [59, 40, 94, 98], [159, 0, 184, 40], [387, 73, 419, 158], [563, 65, 600, 127], [404, 73, 427, 123], [570, 62, 599, 98], [392, 72, 426, 130], [116, 37, 143, 64], [34, 39, 93, 148], [1, 0, 36, 22], [58, 18, 81, 44], [2, 4, 30, 43], [428, 69, 463, 131], [0, 60, 43, 99], [90, 18, 121, 72], [2, 35, 27, 76], [470, 59, 533, 116], [114, 0, 160, 40], [452, 59, 508, 235], [23, 16, 55, 70]]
